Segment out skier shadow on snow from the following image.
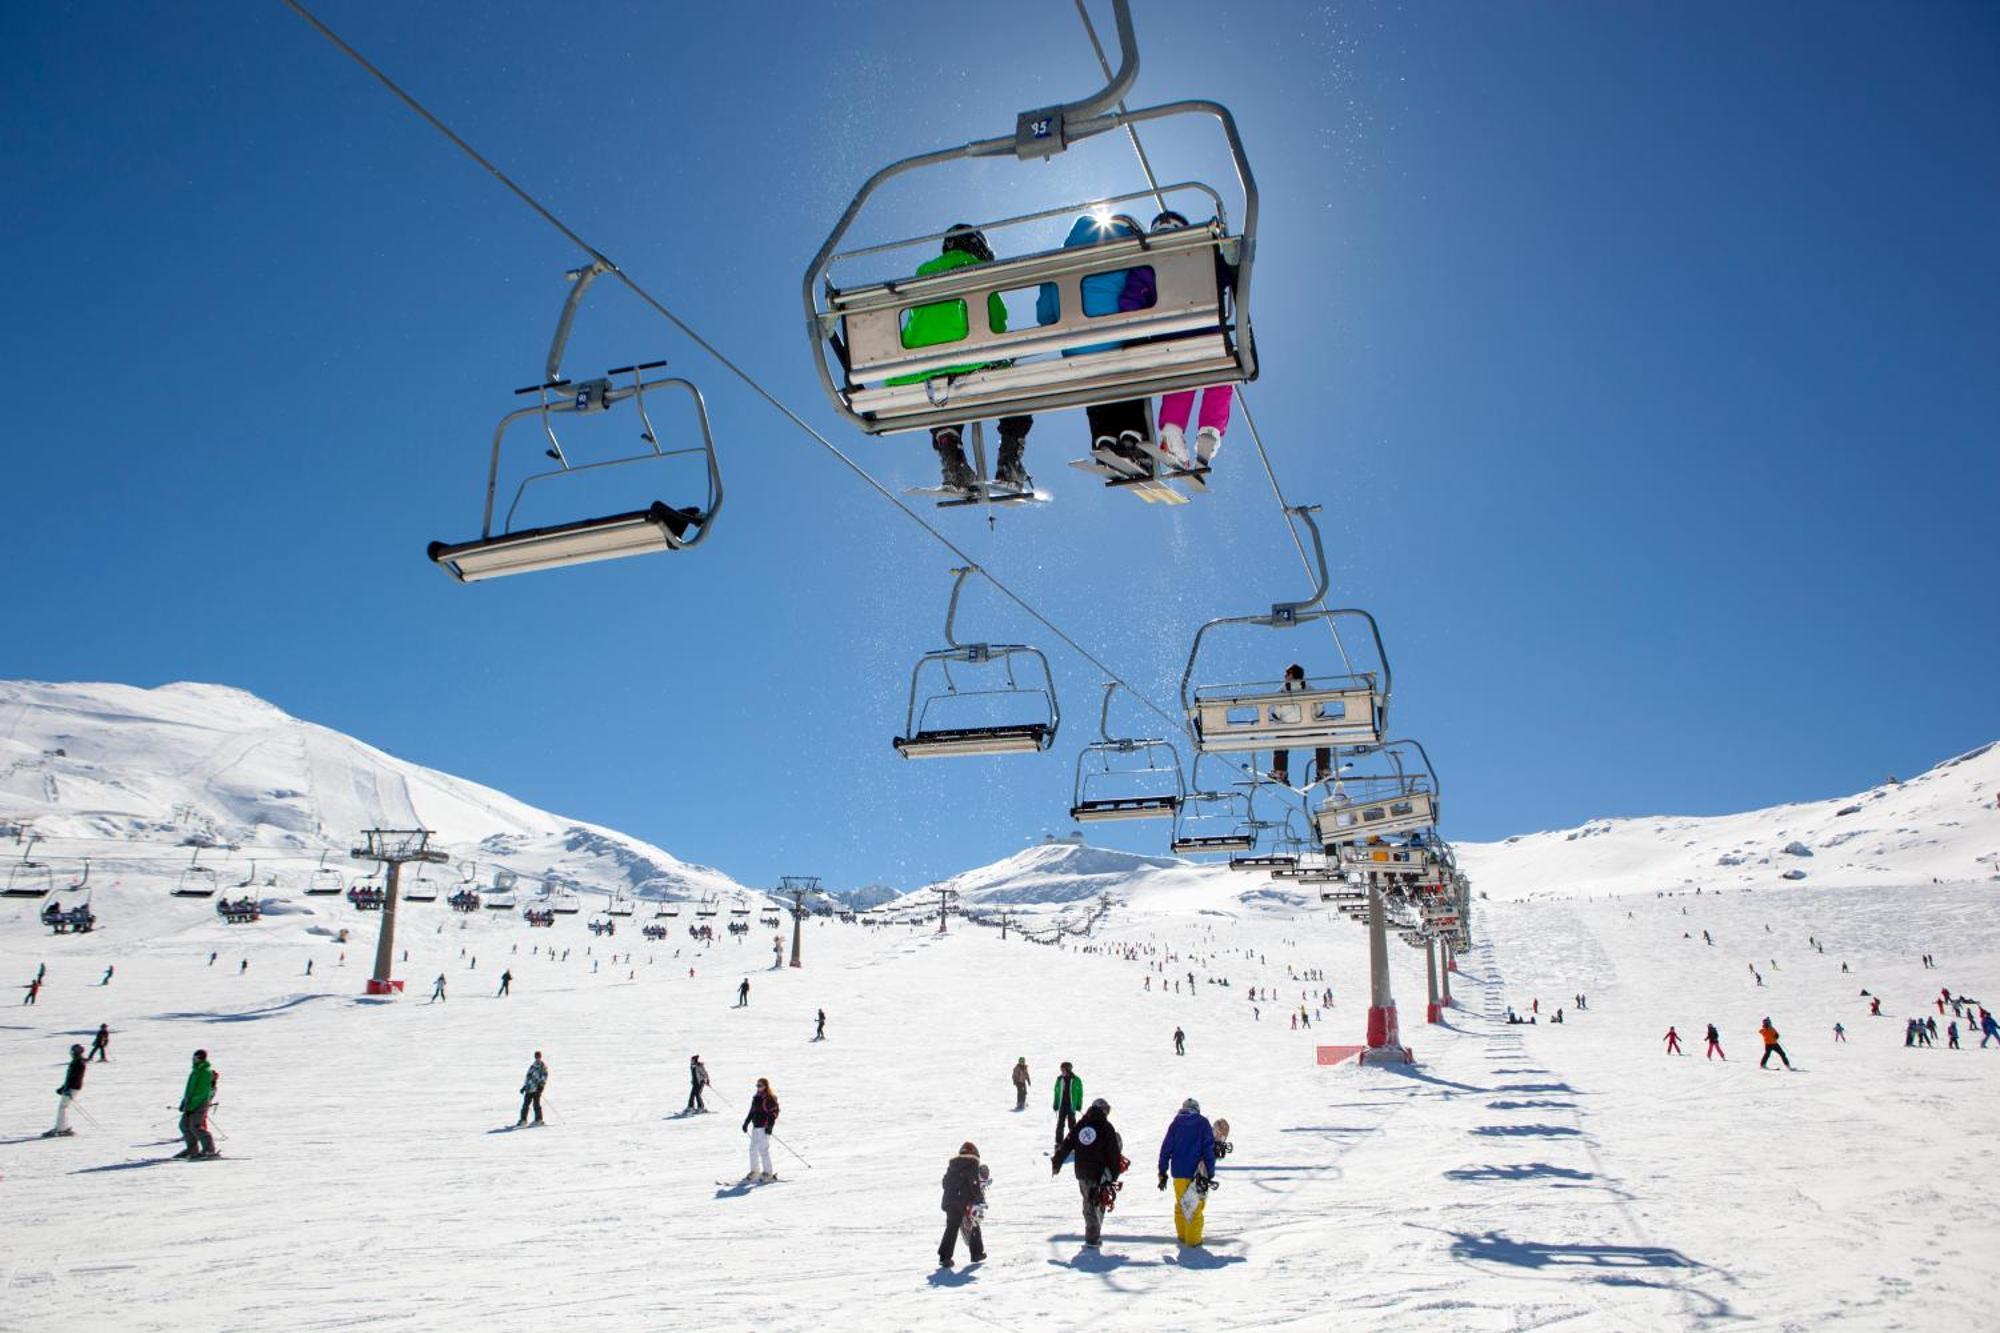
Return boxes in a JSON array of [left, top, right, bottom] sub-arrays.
[[1376, 1064, 1488, 1095], [72, 1158, 177, 1173], [926, 1266, 979, 1288], [1493, 1082, 1573, 1095], [1487, 1099, 1576, 1112], [152, 995, 326, 1024], [1447, 1229, 1703, 1273], [1444, 1162, 1596, 1184], [1470, 1124, 1582, 1138]]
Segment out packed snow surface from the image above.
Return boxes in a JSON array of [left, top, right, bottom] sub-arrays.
[[1, 681, 1996, 1329]]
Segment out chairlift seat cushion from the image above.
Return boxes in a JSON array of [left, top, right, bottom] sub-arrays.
[[1069, 795, 1179, 823], [895, 723, 1051, 759], [429, 503, 697, 583]]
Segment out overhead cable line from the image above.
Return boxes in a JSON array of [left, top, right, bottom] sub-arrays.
[[279, 0, 1196, 738]]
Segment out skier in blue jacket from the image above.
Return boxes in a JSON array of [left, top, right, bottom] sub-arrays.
[[1156, 1097, 1217, 1246], [1036, 214, 1155, 464]]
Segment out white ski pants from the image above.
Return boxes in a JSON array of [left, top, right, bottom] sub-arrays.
[[748, 1127, 774, 1177], [52, 1091, 76, 1134]]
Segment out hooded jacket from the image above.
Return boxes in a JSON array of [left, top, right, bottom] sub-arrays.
[[940, 1152, 988, 1212], [180, 1058, 217, 1113], [1036, 216, 1151, 356], [1052, 1070, 1084, 1113], [885, 246, 1010, 384], [1158, 1108, 1216, 1179], [1052, 1106, 1123, 1181]]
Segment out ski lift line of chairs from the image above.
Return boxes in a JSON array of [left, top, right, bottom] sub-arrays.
[[1181, 507, 1390, 759], [348, 886, 387, 913], [803, 0, 1259, 435], [1069, 683, 1184, 824], [894, 566, 1059, 759], [428, 262, 723, 583], [1313, 739, 1441, 850]]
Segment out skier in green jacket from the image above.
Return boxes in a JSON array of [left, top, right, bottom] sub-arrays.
[[889, 225, 1034, 493], [1051, 1061, 1084, 1149], [176, 1049, 219, 1159]]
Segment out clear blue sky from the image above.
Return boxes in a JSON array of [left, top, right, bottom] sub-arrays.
[[4, 1, 1995, 891]]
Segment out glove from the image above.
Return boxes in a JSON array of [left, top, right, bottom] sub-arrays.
[[1050, 1160, 1060, 1176], [1158, 1172, 1169, 1191]]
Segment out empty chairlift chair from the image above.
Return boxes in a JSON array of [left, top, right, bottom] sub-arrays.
[[804, 0, 1257, 439], [893, 566, 1060, 759], [1069, 683, 1185, 823], [1169, 756, 1258, 856], [306, 851, 344, 896], [429, 262, 723, 582], [172, 851, 219, 899], [1313, 739, 1441, 849]]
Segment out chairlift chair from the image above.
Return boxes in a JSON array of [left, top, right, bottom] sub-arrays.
[[1313, 739, 1440, 849], [403, 865, 439, 903], [1169, 757, 1257, 856], [894, 566, 1060, 759], [548, 887, 580, 915], [306, 851, 345, 896], [1229, 803, 1311, 873], [804, 0, 1258, 436], [1069, 683, 1184, 823], [608, 892, 634, 918], [429, 262, 723, 582], [4, 860, 55, 898], [172, 850, 219, 899], [1182, 507, 1389, 762]]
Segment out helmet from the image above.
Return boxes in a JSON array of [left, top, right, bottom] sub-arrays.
[[942, 224, 994, 263], [1150, 209, 1190, 232], [70, 1043, 84, 1055], [1089, 1097, 1110, 1113], [1182, 1097, 1201, 1114]]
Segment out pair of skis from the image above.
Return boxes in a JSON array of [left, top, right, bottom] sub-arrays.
[[1068, 439, 1210, 505]]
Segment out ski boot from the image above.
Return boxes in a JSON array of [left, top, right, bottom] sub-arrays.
[[931, 428, 976, 492]]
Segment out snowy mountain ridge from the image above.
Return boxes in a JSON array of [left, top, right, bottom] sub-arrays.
[[0, 679, 750, 904], [1456, 741, 2000, 901]]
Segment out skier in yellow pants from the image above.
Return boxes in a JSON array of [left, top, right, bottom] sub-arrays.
[[1157, 1097, 1217, 1246]]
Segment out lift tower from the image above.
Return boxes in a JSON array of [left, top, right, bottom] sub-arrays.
[[351, 829, 449, 996]]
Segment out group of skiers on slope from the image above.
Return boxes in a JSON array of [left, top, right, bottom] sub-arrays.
[[900, 212, 1234, 495], [515, 1051, 781, 1180], [1659, 1020, 1791, 1066], [43, 1039, 220, 1159]]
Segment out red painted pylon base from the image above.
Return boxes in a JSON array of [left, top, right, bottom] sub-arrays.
[[1427, 1001, 1442, 1023]]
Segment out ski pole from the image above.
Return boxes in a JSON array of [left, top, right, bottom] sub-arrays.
[[768, 1131, 812, 1169], [68, 1098, 106, 1131]]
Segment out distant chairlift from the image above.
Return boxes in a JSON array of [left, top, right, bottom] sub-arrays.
[[894, 566, 1060, 759], [172, 849, 219, 899], [804, 0, 1257, 438], [403, 864, 439, 903], [1169, 756, 1258, 856], [429, 261, 723, 582], [1230, 801, 1311, 873], [3, 855, 54, 899], [1182, 506, 1389, 765], [607, 891, 635, 918], [306, 851, 345, 896], [1069, 683, 1184, 824], [1313, 739, 1440, 849]]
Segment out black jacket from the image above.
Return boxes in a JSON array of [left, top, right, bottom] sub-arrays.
[[1053, 1109, 1123, 1181], [941, 1153, 988, 1212], [743, 1090, 779, 1131], [61, 1054, 86, 1094]]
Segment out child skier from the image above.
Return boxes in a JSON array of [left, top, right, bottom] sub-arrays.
[[88, 1023, 110, 1062], [1704, 1023, 1725, 1060], [937, 1141, 989, 1268], [1663, 1026, 1682, 1055], [1011, 1057, 1031, 1111]]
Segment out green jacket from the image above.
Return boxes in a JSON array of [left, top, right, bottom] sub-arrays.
[[885, 248, 1008, 385], [181, 1059, 217, 1112], [1053, 1071, 1083, 1113]]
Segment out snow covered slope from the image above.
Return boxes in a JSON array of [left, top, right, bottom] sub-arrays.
[[0, 680, 749, 905], [1458, 742, 2000, 901]]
